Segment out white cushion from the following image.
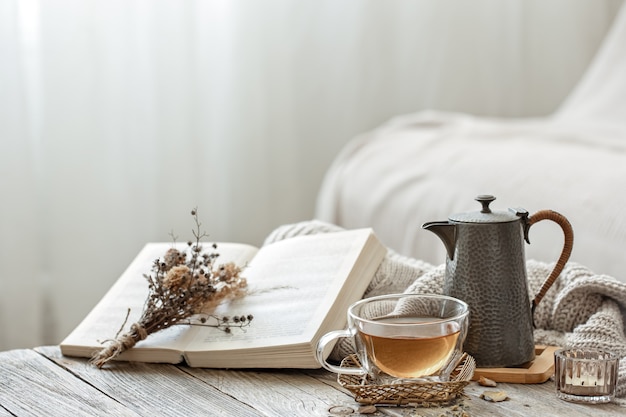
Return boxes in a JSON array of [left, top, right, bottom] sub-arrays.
[[316, 110, 626, 281]]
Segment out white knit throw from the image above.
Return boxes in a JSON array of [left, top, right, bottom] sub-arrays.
[[265, 220, 626, 404]]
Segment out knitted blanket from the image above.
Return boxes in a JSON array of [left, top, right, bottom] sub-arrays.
[[265, 220, 626, 404]]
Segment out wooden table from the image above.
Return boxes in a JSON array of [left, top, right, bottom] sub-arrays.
[[0, 346, 623, 416]]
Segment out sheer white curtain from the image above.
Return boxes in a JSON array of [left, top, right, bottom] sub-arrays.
[[0, 0, 622, 350]]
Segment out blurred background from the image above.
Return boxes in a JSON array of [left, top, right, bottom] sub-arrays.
[[1, 0, 623, 351]]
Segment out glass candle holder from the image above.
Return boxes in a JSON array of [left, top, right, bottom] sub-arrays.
[[554, 348, 619, 404]]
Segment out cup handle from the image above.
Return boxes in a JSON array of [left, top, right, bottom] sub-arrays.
[[527, 210, 574, 315], [316, 328, 366, 375]]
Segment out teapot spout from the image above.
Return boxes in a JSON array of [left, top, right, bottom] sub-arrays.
[[422, 221, 457, 260]]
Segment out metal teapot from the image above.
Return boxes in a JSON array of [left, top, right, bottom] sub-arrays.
[[422, 195, 573, 368]]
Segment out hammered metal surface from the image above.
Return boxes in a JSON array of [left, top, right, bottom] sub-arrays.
[[442, 221, 535, 368], [449, 209, 519, 224]]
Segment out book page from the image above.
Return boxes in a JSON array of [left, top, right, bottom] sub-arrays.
[[60, 241, 259, 362], [183, 229, 384, 356]]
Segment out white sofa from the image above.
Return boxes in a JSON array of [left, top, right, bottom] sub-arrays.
[[316, 4, 626, 282]]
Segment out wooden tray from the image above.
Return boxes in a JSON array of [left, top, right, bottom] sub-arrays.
[[471, 345, 559, 384]]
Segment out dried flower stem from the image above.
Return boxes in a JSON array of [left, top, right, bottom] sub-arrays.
[[90, 209, 250, 368]]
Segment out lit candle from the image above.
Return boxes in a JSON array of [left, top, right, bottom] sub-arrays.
[[555, 348, 618, 403], [566, 371, 602, 387]]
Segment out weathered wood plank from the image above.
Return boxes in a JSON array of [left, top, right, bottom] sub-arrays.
[[37, 346, 262, 417], [305, 366, 626, 417], [0, 348, 138, 417], [463, 380, 625, 417], [0, 404, 17, 416], [0, 405, 15, 416], [29, 346, 625, 417], [183, 366, 359, 416]]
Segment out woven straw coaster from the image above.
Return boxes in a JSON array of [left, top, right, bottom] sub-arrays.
[[337, 354, 476, 406]]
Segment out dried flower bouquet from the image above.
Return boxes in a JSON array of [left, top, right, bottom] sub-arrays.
[[91, 209, 250, 368]]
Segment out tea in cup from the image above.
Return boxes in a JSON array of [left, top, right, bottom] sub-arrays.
[[316, 293, 469, 384]]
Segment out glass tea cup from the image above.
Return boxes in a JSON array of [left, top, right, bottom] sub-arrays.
[[316, 293, 469, 384]]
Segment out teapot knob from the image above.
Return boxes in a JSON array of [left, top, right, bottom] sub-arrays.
[[475, 195, 496, 213]]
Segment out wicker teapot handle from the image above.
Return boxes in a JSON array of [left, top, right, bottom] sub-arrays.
[[528, 210, 574, 315]]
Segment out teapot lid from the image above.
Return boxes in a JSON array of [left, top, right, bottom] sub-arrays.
[[449, 195, 522, 223]]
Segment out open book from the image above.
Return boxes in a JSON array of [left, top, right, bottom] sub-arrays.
[[60, 228, 386, 368]]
